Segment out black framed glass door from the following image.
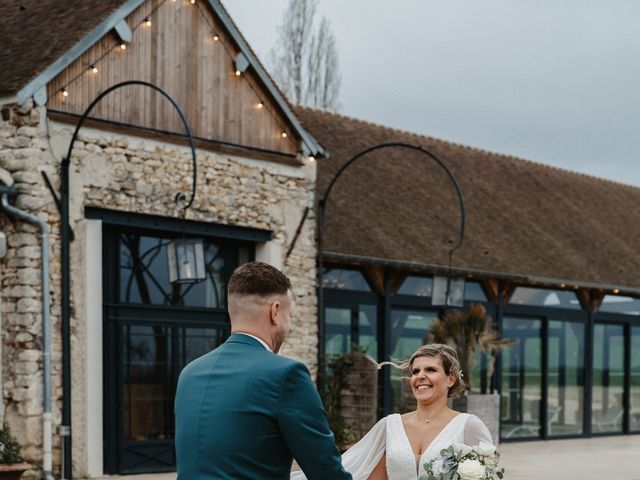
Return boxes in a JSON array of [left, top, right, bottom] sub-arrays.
[[500, 316, 543, 439], [631, 326, 640, 432], [103, 224, 250, 474], [107, 314, 229, 474], [591, 322, 625, 434]]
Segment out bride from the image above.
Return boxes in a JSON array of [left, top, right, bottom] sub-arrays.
[[292, 343, 494, 480]]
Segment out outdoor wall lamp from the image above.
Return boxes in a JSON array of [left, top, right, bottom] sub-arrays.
[[167, 238, 206, 284], [432, 275, 465, 307]]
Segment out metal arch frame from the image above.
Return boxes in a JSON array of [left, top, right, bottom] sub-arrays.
[[59, 80, 197, 479], [316, 142, 466, 384]]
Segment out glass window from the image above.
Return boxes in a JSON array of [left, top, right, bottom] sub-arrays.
[[323, 269, 371, 291], [600, 295, 640, 315], [123, 324, 224, 442], [397, 276, 433, 297], [631, 326, 640, 432], [119, 234, 227, 308], [500, 317, 543, 439], [548, 321, 585, 436], [325, 305, 377, 358], [389, 310, 439, 413], [509, 287, 581, 310], [592, 324, 624, 433], [465, 281, 487, 302]]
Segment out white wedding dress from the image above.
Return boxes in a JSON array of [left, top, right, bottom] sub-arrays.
[[291, 413, 493, 480]]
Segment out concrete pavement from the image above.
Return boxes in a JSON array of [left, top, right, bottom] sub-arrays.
[[499, 435, 640, 480], [93, 435, 640, 480]]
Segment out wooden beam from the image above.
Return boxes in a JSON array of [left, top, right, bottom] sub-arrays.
[[575, 288, 605, 313], [362, 266, 385, 296]]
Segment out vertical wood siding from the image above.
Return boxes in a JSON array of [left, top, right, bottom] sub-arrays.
[[47, 0, 299, 156]]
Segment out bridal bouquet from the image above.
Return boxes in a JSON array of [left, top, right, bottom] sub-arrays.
[[420, 441, 504, 480]]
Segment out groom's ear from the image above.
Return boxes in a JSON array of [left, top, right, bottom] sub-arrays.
[[269, 300, 280, 325]]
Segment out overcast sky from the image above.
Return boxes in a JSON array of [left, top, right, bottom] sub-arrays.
[[225, 1, 640, 187]]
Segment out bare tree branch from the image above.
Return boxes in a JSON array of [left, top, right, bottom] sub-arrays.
[[269, 0, 341, 110]]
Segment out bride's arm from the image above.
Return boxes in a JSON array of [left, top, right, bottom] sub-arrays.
[[367, 454, 387, 480], [464, 415, 494, 446], [340, 417, 386, 479]]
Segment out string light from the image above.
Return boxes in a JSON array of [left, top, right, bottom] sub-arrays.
[[59, 0, 297, 154], [613, 288, 620, 294], [307, 156, 316, 163]]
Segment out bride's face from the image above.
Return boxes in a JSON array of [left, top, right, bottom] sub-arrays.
[[410, 355, 454, 404]]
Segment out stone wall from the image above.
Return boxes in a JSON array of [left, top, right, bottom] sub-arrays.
[[0, 101, 63, 480], [0, 101, 319, 477]]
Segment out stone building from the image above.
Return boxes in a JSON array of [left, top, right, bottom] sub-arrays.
[[3, 0, 640, 479], [1, 0, 323, 477]]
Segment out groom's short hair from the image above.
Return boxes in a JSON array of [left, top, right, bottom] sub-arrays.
[[228, 261, 291, 298]]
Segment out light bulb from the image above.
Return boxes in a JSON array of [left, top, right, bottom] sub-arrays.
[[145, 18, 151, 27], [281, 132, 288, 138], [212, 34, 220, 42], [235, 70, 242, 76], [62, 88, 69, 97], [190, 0, 195, 4], [256, 101, 264, 109], [613, 288, 620, 294], [91, 66, 98, 74], [181, 259, 193, 279], [308, 156, 315, 163], [120, 43, 127, 50]]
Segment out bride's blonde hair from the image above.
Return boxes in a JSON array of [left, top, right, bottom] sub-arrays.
[[379, 343, 466, 398]]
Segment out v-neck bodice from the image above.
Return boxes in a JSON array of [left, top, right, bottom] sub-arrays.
[[385, 413, 470, 480]]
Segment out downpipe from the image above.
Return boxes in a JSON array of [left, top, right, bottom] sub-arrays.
[[1, 193, 55, 480]]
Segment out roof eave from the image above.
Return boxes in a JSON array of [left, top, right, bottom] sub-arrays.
[[207, 0, 327, 158], [322, 250, 640, 296], [14, 0, 146, 106]]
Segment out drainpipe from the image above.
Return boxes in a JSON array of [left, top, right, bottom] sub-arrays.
[[1, 191, 55, 480]]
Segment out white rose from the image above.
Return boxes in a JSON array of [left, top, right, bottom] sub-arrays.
[[474, 441, 496, 456], [484, 455, 499, 469], [453, 442, 473, 456], [457, 459, 485, 480]]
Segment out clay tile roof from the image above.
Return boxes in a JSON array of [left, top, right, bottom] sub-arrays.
[[0, 0, 126, 96], [294, 105, 640, 290]]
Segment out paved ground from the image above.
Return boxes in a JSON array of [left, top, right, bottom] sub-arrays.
[[499, 435, 640, 480], [96, 435, 640, 480]]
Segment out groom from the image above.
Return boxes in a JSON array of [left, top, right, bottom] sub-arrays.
[[175, 261, 351, 479]]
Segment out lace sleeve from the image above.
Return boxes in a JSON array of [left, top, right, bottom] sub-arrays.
[[463, 415, 493, 446]]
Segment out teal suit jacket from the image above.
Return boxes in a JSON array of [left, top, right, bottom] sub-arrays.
[[175, 334, 351, 480]]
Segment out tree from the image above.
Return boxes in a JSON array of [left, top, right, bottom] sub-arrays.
[[269, 0, 341, 110]]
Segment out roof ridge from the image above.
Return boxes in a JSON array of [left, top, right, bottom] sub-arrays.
[[296, 104, 640, 192]]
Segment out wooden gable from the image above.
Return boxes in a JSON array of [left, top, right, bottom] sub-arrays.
[[46, 0, 300, 160]]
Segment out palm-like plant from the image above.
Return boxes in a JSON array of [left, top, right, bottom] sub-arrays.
[[428, 304, 511, 392]]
